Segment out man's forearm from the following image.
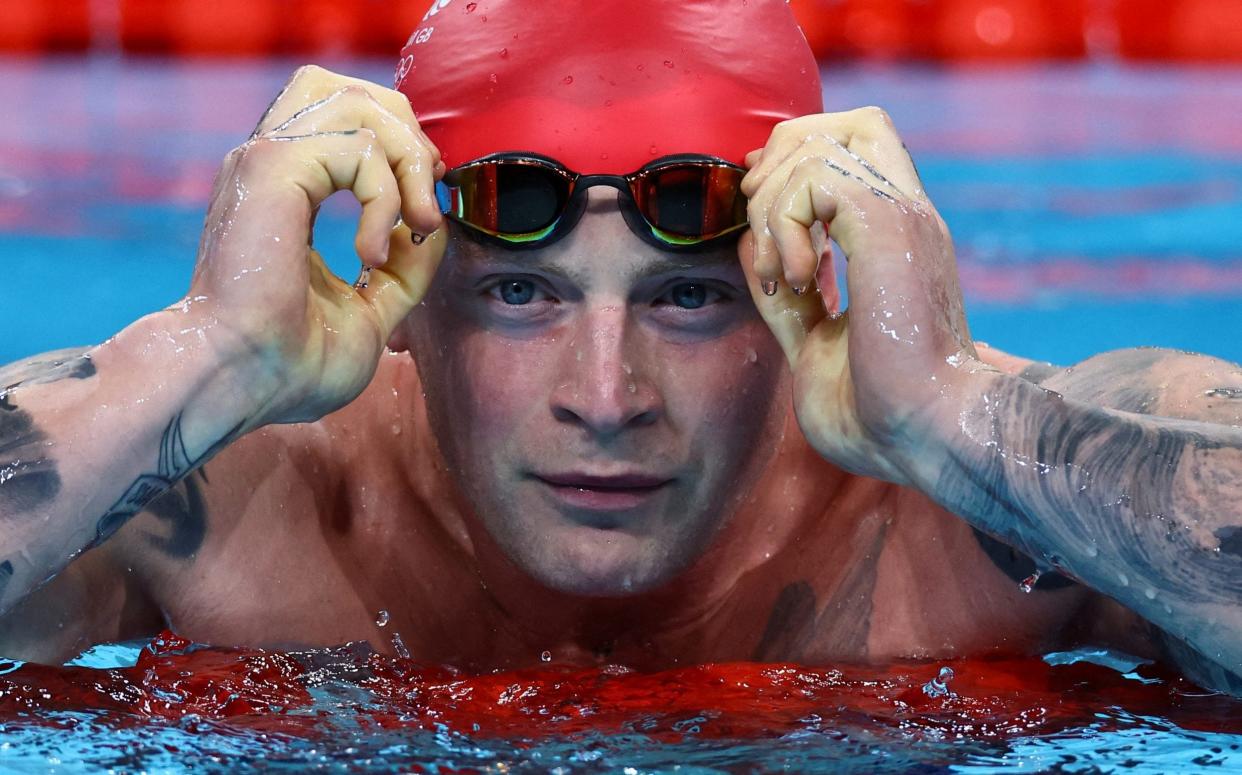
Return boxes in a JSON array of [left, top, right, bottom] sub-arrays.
[[0, 306, 276, 613], [919, 372, 1242, 681]]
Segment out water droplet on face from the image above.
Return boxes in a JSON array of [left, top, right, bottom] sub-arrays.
[[375, 609, 390, 627], [636, 63, 644, 71], [562, 75, 574, 85], [663, 60, 674, 68], [540, 650, 552, 663], [489, 72, 498, 83], [745, 348, 758, 365], [648, 145, 658, 155], [604, 99, 613, 107], [465, 1, 477, 11], [499, 47, 508, 58], [600, 152, 609, 160]]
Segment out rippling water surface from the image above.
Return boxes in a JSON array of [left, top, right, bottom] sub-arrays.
[[0, 633, 1237, 773]]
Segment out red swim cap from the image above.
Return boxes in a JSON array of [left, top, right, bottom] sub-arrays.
[[395, 0, 823, 175]]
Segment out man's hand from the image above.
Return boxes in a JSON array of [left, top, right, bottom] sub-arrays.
[[739, 108, 981, 485], [189, 65, 447, 426], [741, 109, 1242, 693]]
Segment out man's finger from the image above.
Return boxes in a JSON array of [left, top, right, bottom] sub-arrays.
[[267, 86, 442, 237], [738, 231, 828, 366], [358, 225, 447, 335]]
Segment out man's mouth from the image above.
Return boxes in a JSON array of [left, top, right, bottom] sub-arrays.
[[532, 471, 674, 512]]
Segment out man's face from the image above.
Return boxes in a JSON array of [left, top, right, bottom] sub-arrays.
[[406, 189, 788, 596]]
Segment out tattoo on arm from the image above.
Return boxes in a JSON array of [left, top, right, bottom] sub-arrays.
[[0, 349, 97, 514], [142, 469, 209, 559], [91, 412, 245, 548], [937, 374, 1242, 683]]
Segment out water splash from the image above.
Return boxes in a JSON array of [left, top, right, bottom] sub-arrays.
[[922, 666, 956, 699], [375, 610, 390, 628], [540, 651, 552, 663]]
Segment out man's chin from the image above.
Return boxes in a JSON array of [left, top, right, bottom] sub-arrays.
[[521, 526, 682, 598]]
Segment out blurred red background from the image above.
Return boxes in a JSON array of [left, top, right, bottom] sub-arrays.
[[1, 0, 1241, 61]]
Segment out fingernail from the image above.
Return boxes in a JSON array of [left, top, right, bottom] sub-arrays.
[[411, 232, 425, 245], [762, 280, 778, 296], [792, 284, 808, 296]]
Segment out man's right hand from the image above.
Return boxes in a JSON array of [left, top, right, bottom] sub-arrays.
[[189, 65, 446, 426]]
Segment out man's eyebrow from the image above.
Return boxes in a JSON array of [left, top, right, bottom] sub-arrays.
[[464, 250, 742, 282]]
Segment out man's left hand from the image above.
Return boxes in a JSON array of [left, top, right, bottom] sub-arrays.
[[740, 108, 985, 484]]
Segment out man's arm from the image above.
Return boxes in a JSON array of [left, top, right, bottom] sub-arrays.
[[0, 66, 446, 632], [0, 313, 270, 616], [924, 347, 1242, 692]]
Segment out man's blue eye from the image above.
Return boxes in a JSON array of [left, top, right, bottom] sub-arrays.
[[499, 280, 536, 305], [671, 283, 708, 309]]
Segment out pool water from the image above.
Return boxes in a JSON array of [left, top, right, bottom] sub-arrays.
[[1, 57, 1241, 771], [0, 633, 1238, 773]]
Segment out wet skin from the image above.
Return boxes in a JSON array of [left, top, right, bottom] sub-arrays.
[[1, 69, 1240, 693], [0, 201, 1173, 671]]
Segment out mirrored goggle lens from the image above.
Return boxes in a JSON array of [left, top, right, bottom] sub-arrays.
[[631, 164, 749, 244], [441, 162, 573, 242]]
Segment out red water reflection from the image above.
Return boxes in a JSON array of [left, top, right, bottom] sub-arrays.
[[0, 630, 1238, 746]]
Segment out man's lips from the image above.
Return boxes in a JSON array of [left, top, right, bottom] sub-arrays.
[[533, 472, 674, 511]]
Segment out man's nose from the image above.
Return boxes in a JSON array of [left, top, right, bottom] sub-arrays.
[[549, 305, 663, 438]]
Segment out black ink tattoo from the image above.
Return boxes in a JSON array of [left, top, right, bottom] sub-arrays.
[[0, 561, 13, 599], [936, 348, 1242, 690], [142, 469, 209, 559], [753, 581, 816, 661], [91, 413, 243, 548], [0, 408, 61, 513], [0, 348, 96, 405], [752, 519, 889, 661], [0, 349, 98, 514]]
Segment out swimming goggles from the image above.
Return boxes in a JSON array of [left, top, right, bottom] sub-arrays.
[[435, 152, 749, 252]]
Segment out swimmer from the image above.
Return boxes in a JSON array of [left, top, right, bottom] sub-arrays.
[[0, 1, 1239, 694]]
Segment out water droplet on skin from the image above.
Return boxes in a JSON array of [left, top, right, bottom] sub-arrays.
[[540, 650, 552, 663], [465, 1, 476, 11], [1019, 570, 1041, 594], [499, 47, 508, 58], [375, 610, 390, 627], [663, 60, 674, 68], [745, 348, 758, 365], [604, 99, 613, 107], [489, 72, 498, 83], [600, 152, 609, 160], [562, 75, 574, 85], [636, 63, 644, 71]]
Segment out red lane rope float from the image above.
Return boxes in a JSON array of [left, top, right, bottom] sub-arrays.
[[0, 0, 91, 53], [1, 631, 1239, 743]]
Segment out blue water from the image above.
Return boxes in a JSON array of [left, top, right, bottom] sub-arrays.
[[1, 57, 1242, 772]]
